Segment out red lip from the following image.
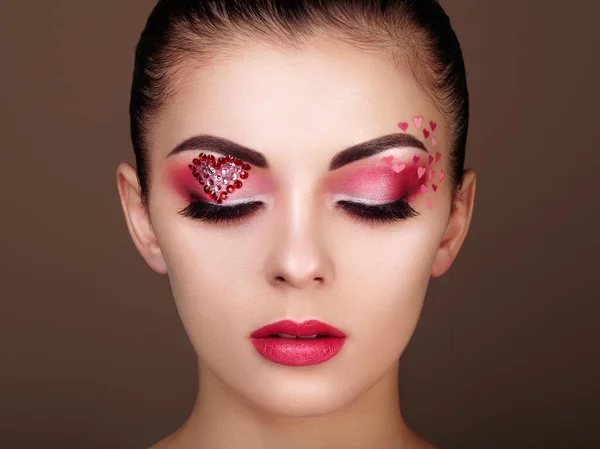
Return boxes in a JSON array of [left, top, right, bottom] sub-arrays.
[[250, 320, 346, 367], [250, 319, 346, 338]]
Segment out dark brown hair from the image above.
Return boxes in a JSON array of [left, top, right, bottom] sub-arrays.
[[130, 0, 469, 208]]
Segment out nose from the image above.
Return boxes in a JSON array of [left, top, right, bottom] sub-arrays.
[[264, 199, 334, 290]]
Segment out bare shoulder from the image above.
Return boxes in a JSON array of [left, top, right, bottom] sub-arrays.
[[148, 439, 167, 449], [416, 435, 437, 449], [410, 439, 436, 449], [400, 428, 437, 449], [402, 438, 437, 449], [148, 432, 179, 449]]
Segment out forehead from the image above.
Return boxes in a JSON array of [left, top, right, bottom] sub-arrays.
[[150, 39, 439, 166]]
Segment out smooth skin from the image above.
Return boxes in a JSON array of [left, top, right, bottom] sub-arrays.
[[117, 35, 475, 449]]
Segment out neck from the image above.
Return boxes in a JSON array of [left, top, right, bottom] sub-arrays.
[[165, 359, 428, 449]]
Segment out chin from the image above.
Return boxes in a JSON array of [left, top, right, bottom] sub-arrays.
[[228, 367, 363, 418], [246, 386, 352, 418]]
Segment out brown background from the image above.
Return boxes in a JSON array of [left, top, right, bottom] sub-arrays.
[[1, 1, 598, 448]]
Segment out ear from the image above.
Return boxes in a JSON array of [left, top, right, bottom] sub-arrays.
[[431, 169, 476, 278], [115, 163, 168, 274]]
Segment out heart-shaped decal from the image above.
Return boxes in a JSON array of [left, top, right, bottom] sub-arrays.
[[413, 116, 424, 129], [392, 163, 406, 173], [430, 121, 437, 132], [189, 153, 251, 203], [398, 122, 409, 132], [423, 129, 430, 139], [381, 155, 394, 164], [417, 166, 427, 179]]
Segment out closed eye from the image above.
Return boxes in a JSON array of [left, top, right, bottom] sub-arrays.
[[337, 197, 418, 225], [178, 196, 263, 225], [178, 195, 418, 226]]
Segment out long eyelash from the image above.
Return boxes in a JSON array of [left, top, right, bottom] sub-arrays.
[[178, 197, 263, 225], [178, 196, 418, 227], [337, 197, 419, 226]]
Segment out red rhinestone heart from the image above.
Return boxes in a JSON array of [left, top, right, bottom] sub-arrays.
[[188, 153, 251, 204]]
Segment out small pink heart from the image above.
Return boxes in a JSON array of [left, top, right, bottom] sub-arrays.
[[413, 155, 420, 163], [392, 163, 406, 173], [437, 170, 444, 182], [381, 155, 394, 164], [432, 137, 438, 147], [413, 116, 424, 129], [426, 199, 433, 208], [430, 120, 437, 132], [417, 167, 426, 179], [428, 169, 434, 180], [420, 184, 428, 194], [435, 152, 441, 162], [423, 129, 430, 139], [397, 122, 409, 132], [428, 155, 434, 165], [432, 184, 438, 192]]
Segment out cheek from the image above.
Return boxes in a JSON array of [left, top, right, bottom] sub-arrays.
[[145, 198, 229, 316], [317, 226, 436, 383], [335, 222, 437, 339], [150, 208, 258, 330], [157, 232, 251, 359]]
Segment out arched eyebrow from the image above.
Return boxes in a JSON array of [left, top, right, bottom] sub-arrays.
[[166, 133, 428, 171]]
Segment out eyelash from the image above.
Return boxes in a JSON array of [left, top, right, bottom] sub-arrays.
[[178, 197, 264, 226], [178, 196, 419, 226], [337, 198, 419, 225]]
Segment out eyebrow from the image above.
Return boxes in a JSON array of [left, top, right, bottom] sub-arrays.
[[167, 133, 428, 171]]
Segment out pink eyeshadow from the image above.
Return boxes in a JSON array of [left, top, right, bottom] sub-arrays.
[[165, 156, 430, 206], [165, 160, 273, 202], [330, 163, 425, 203]]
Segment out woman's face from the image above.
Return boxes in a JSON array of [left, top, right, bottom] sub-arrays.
[[140, 38, 460, 417]]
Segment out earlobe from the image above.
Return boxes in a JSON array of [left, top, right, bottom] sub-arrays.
[[431, 169, 476, 278], [115, 163, 168, 275]]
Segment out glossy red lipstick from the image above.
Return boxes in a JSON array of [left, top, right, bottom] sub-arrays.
[[250, 320, 346, 366]]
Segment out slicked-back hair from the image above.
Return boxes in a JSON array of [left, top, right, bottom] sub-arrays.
[[130, 0, 469, 208]]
